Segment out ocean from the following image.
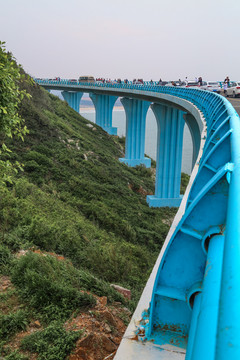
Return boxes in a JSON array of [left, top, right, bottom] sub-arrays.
[[81, 108, 193, 175]]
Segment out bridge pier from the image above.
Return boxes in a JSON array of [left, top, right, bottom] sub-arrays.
[[119, 97, 151, 167], [147, 104, 185, 207], [184, 113, 201, 170], [61, 91, 83, 113], [89, 93, 118, 135]]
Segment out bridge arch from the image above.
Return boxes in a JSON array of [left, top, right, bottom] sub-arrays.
[[44, 80, 204, 209], [35, 78, 240, 358]]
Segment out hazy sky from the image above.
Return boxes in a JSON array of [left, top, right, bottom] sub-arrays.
[[1, 0, 239, 81]]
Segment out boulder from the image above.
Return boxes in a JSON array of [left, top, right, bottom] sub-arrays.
[[110, 284, 131, 300]]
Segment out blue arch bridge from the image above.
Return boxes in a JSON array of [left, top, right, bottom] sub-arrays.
[[35, 78, 240, 360]]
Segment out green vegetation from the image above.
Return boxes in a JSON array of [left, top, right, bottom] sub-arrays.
[[1, 77, 178, 293], [4, 351, 28, 360], [0, 43, 189, 358], [0, 41, 30, 185], [21, 322, 81, 360], [11, 252, 127, 323], [0, 310, 29, 341]]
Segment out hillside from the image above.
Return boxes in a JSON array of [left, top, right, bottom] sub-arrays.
[[0, 76, 187, 359]]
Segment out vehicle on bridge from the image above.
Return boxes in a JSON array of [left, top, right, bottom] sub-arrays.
[[78, 76, 95, 83], [181, 80, 199, 88], [225, 81, 240, 97], [200, 81, 221, 93], [165, 80, 182, 86]]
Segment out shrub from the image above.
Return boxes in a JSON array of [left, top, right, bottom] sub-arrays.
[[0, 310, 29, 341], [11, 253, 96, 322], [3, 350, 28, 360], [21, 322, 81, 360], [0, 244, 12, 273], [181, 173, 190, 194], [24, 151, 52, 167]]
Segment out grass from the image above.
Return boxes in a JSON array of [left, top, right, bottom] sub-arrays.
[[0, 75, 190, 358]]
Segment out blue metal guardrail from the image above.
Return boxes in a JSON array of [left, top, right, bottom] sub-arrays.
[[35, 78, 240, 358]]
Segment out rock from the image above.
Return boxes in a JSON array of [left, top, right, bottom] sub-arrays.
[[86, 124, 93, 128], [70, 333, 117, 360], [69, 348, 87, 360], [97, 310, 117, 327], [94, 321, 101, 328], [78, 333, 116, 352], [98, 296, 107, 306], [16, 249, 28, 258], [122, 307, 132, 315], [110, 284, 131, 300], [100, 334, 117, 352], [103, 323, 112, 333], [33, 320, 41, 328]]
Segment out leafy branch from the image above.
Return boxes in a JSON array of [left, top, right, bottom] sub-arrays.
[[0, 41, 31, 184]]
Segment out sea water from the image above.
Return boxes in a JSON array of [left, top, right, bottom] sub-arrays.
[[81, 108, 193, 175]]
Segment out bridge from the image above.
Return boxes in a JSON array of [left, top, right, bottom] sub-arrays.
[[35, 78, 240, 359]]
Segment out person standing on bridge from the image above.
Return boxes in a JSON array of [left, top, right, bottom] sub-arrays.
[[224, 76, 230, 87], [223, 80, 228, 95]]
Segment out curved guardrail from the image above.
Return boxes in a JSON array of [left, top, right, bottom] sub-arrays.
[[35, 78, 240, 358]]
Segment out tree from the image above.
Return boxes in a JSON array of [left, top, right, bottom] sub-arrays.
[[0, 41, 30, 184]]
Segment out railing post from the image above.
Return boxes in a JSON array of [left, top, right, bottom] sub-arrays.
[[147, 103, 185, 207], [186, 234, 224, 360], [119, 97, 151, 167], [61, 91, 83, 113], [89, 93, 118, 135], [185, 293, 201, 360]]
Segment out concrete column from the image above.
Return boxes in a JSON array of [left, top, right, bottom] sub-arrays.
[[119, 97, 151, 168], [61, 91, 83, 113], [147, 104, 185, 207], [89, 93, 118, 135], [184, 113, 201, 170]]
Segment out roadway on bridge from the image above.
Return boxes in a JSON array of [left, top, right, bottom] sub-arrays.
[[227, 97, 240, 115]]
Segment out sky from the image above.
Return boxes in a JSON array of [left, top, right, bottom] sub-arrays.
[[1, 0, 239, 81]]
